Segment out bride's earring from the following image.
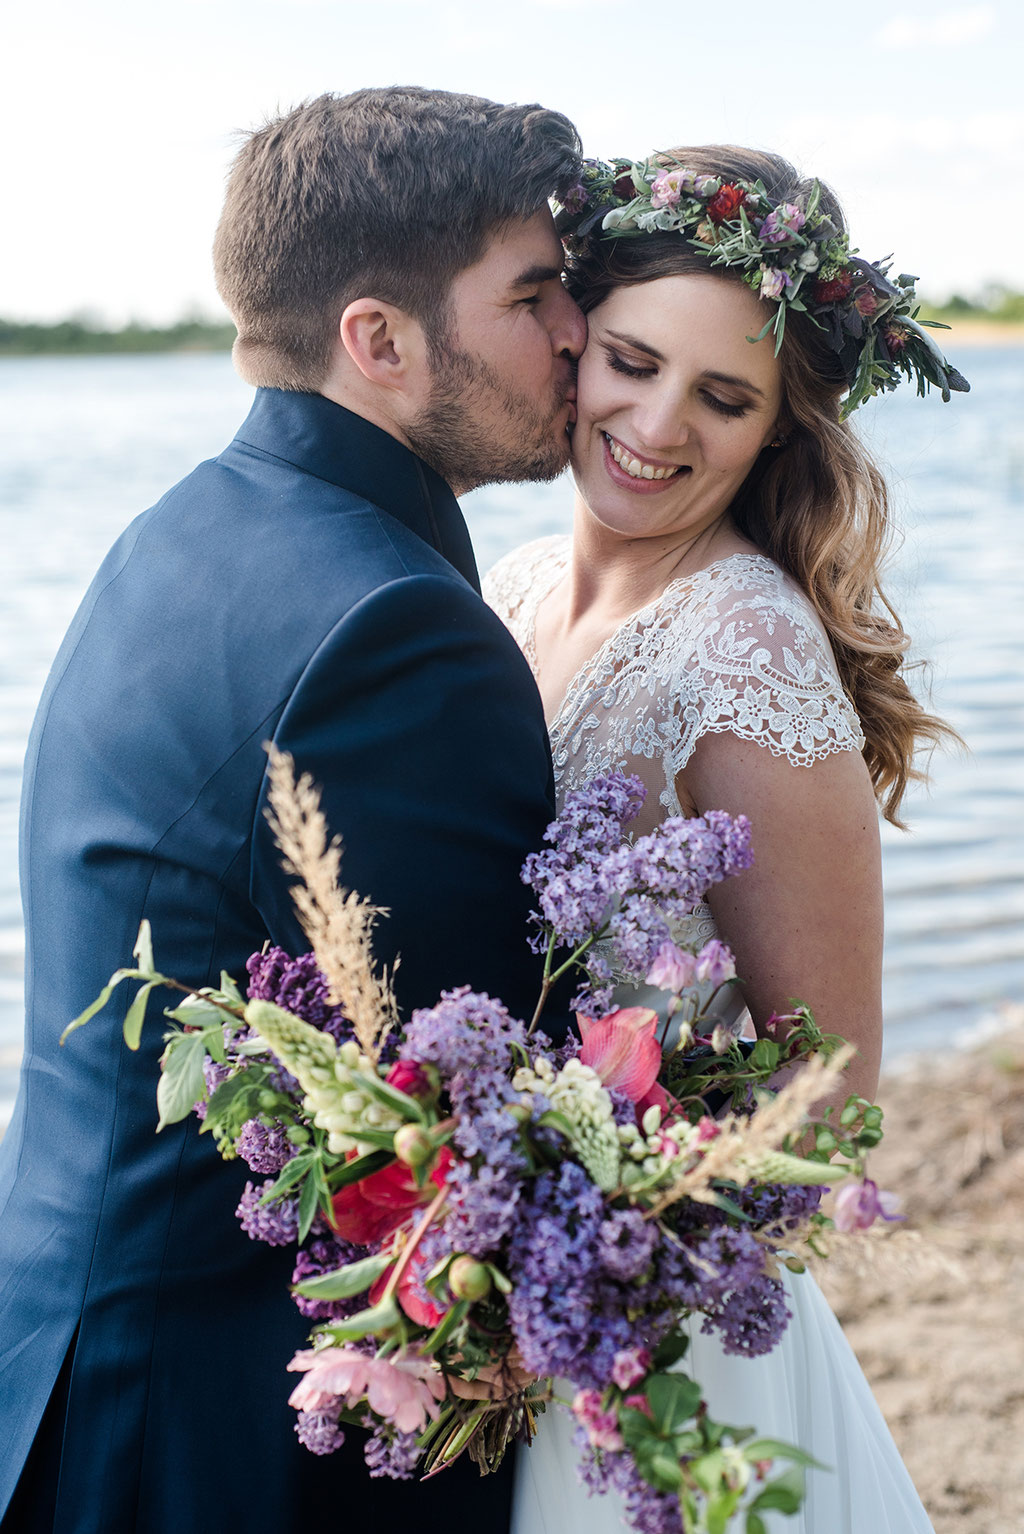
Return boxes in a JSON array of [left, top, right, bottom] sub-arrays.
[[769, 434, 788, 448]]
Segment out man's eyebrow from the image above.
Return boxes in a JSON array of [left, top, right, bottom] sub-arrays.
[[509, 263, 564, 289], [605, 330, 767, 398]]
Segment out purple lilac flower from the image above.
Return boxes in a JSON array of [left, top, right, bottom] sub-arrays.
[[646, 941, 697, 992], [598, 1208, 658, 1282], [573, 1424, 683, 1534], [703, 1271, 792, 1356], [235, 1116, 296, 1175], [246, 947, 350, 1041], [507, 1162, 678, 1388], [291, 1234, 369, 1320], [363, 1424, 421, 1480], [236, 1180, 300, 1246], [522, 774, 646, 950], [294, 1409, 345, 1455], [402, 987, 528, 1080]]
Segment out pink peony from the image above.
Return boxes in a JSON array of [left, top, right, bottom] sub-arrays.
[[572, 1388, 625, 1451], [288, 1346, 446, 1435], [330, 1145, 453, 1245], [611, 1346, 652, 1390], [646, 941, 697, 993], [650, 169, 691, 209], [577, 1007, 661, 1102], [833, 1178, 903, 1233]]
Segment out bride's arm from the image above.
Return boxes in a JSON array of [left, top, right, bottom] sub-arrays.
[[677, 732, 884, 1109]]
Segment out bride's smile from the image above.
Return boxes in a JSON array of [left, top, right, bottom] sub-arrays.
[[571, 273, 782, 546]]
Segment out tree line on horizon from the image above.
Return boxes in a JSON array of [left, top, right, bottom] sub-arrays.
[[1, 288, 1023, 356]]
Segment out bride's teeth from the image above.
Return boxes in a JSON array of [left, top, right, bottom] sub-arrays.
[[605, 433, 679, 481]]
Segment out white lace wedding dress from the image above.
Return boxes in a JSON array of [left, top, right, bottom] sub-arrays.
[[485, 536, 934, 1534]]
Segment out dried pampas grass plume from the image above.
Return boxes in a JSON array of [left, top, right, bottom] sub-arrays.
[[264, 744, 398, 1061]]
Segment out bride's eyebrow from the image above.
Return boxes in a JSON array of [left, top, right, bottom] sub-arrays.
[[604, 328, 666, 362]]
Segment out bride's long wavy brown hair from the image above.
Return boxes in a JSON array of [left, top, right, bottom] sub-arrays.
[[565, 145, 956, 825]]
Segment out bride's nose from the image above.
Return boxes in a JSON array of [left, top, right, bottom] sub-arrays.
[[633, 393, 691, 455]]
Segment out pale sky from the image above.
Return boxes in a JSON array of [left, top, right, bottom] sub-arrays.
[[4, 0, 1021, 324]]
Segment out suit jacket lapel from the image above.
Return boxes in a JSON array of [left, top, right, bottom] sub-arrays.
[[232, 388, 482, 593]]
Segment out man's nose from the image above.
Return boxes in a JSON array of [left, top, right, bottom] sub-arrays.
[[552, 290, 587, 361]]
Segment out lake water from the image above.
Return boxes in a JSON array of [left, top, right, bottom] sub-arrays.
[[2, 349, 1023, 1121]]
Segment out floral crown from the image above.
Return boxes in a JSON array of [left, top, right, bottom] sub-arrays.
[[555, 156, 970, 418]]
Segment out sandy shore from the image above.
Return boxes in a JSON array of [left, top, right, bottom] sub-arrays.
[[815, 1009, 1024, 1533], [928, 320, 1024, 347]]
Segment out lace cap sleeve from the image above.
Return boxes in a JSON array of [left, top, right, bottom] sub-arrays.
[[482, 535, 568, 647], [667, 557, 866, 774]]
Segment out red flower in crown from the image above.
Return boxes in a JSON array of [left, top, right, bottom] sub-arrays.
[[813, 272, 853, 304], [706, 183, 745, 225], [613, 170, 636, 200]]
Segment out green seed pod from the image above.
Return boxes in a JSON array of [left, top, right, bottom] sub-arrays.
[[448, 1256, 492, 1302]]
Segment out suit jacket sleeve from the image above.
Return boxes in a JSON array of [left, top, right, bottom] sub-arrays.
[[249, 572, 555, 1027]]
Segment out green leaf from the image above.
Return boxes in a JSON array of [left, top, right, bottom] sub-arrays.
[[327, 1147, 394, 1189], [133, 920, 155, 975], [293, 1252, 393, 1301], [420, 1298, 470, 1353], [201, 1063, 276, 1142], [156, 1029, 208, 1130], [748, 1465, 806, 1515], [123, 979, 161, 1051], [298, 1167, 320, 1242], [652, 1331, 691, 1370], [749, 1038, 779, 1073], [218, 970, 244, 1004], [646, 1373, 703, 1435], [165, 996, 225, 1028], [263, 1150, 317, 1200], [60, 968, 146, 1044], [743, 1437, 825, 1470], [745, 1515, 768, 1534], [648, 1454, 685, 1492], [325, 1294, 401, 1342], [705, 1487, 741, 1534]]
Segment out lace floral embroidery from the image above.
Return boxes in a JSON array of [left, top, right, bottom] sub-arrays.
[[485, 536, 865, 824]]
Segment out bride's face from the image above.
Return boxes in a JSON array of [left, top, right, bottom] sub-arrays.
[[571, 273, 783, 541]]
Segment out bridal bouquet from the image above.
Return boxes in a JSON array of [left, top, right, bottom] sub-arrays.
[[65, 751, 894, 1534]]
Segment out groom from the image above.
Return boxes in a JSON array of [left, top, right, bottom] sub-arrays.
[[0, 87, 584, 1533]]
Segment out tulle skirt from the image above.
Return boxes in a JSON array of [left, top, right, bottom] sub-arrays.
[[511, 1268, 934, 1534]]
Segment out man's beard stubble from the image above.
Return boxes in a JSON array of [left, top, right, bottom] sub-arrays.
[[405, 340, 572, 496]]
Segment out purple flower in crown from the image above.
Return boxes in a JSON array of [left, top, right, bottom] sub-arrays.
[[759, 265, 793, 302], [760, 202, 806, 243], [561, 182, 589, 214]]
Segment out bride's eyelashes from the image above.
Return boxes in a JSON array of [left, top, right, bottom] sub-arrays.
[[604, 348, 752, 419]]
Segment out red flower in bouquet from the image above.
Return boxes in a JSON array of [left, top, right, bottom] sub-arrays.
[[330, 1145, 453, 1246], [706, 183, 745, 224], [369, 1244, 449, 1328], [577, 1007, 661, 1102]]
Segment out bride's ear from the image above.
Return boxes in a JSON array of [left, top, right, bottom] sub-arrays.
[[338, 298, 429, 395]]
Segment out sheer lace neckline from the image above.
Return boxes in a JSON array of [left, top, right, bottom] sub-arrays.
[[520, 536, 781, 731]]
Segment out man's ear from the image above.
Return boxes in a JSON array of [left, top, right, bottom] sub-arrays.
[[338, 298, 427, 392]]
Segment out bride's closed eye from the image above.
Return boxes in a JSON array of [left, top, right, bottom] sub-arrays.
[[606, 349, 656, 380]]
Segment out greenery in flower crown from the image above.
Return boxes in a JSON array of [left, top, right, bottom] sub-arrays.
[[556, 155, 970, 419]]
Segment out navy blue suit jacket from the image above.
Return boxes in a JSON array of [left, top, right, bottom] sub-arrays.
[[0, 390, 558, 1531]]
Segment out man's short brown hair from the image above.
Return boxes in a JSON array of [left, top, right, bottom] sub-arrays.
[[213, 86, 581, 390]]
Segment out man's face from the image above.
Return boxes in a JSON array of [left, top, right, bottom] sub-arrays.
[[406, 209, 587, 494]]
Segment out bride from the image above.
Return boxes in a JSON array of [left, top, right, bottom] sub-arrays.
[[486, 146, 965, 1532]]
